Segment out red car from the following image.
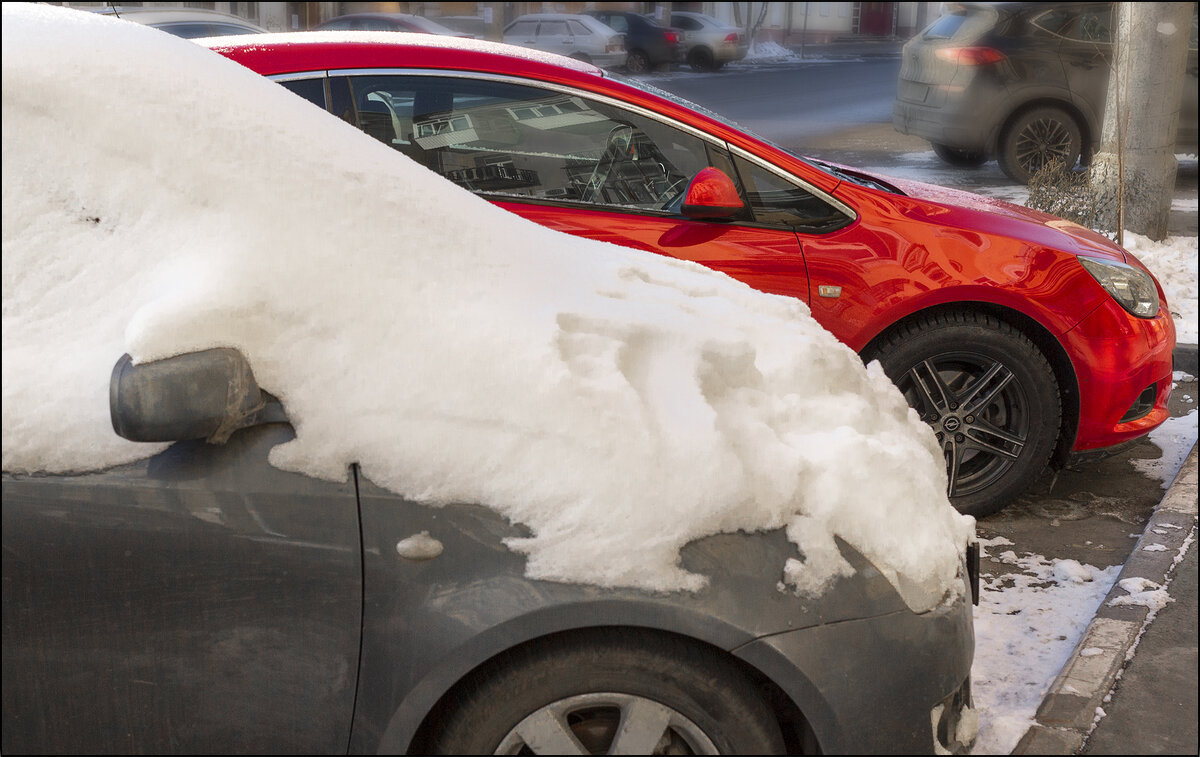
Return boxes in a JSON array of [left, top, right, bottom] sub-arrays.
[[209, 34, 1175, 517]]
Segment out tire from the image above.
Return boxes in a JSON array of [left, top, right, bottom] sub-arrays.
[[688, 47, 717, 72], [868, 312, 1061, 519], [431, 630, 786, 755], [931, 142, 988, 168], [626, 49, 652, 74], [998, 106, 1082, 184]]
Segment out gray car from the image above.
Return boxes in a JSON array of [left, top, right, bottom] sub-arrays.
[[503, 13, 627, 69], [1, 347, 979, 754], [894, 2, 1199, 183], [668, 10, 749, 71]]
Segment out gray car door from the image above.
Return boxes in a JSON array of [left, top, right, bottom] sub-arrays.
[[1, 423, 361, 754]]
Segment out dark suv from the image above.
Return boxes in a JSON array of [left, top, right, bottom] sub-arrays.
[[894, 2, 1199, 183], [583, 9, 682, 73]]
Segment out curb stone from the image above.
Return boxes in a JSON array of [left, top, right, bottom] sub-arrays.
[[1174, 344, 1198, 376], [1011, 443, 1198, 755]]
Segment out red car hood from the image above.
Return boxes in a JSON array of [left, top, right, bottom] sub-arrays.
[[832, 167, 1129, 264]]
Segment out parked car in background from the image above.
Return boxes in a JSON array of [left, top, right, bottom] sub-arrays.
[[215, 33, 1177, 517], [433, 15, 486, 39], [93, 5, 265, 37], [894, 1, 1199, 183], [503, 13, 626, 69], [668, 10, 749, 71], [582, 9, 682, 73], [314, 12, 469, 37]]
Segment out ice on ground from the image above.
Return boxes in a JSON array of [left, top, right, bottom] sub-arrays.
[[2, 4, 972, 606]]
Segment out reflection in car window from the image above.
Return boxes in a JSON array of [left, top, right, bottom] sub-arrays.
[[732, 155, 848, 232], [1031, 9, 1074, 37], [1071, 6, 1113, 44], [335, 75, 717, 214]]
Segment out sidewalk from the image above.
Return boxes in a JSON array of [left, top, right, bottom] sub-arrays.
[[1013, 443, 1199, 754]]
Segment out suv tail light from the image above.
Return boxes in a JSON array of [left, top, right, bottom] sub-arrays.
[[724, 33, 739, 43], [934, 46, 1006, 65], [664, 30, 680, 44]]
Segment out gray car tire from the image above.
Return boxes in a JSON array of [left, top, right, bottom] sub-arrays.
[[626, 49, 652, 74], [431, 630, 787, 755], [867, 312, 1061, 518], [688, 47, 717, 72], [999, 106, 1083, 184]]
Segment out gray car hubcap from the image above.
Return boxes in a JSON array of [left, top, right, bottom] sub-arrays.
[[494, 692, 719, 755]]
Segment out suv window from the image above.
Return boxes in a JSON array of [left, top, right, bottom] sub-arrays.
[[1069, 5, 1113, 43], [332, 75, 719, 213], [602, 15, 629, 34]]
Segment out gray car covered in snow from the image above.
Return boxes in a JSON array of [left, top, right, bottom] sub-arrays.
[[2, 348, 978, 754]]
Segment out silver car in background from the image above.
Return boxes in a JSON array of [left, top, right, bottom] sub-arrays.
[[503, 13, 627, 69], [669, 10, 749, 71]]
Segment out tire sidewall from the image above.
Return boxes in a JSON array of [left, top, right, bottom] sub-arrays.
[[873, 318, 1060, 518], [433, 638, 784, 754]]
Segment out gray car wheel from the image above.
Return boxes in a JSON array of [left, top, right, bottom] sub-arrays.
[[431, 631, 786, 755], [999, 106, 1082, 184], [688, 47, 717, 72], [626, 49, 652, 74]]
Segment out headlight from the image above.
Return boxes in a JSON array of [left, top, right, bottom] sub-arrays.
[[1077, 256, 1160, 318]]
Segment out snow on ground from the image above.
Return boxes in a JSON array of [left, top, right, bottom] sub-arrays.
[[1, 4, 972, 607], [1122, 232, 1199, 344], [1133, 409, 1199, 487], [970, 538, 1122, 754]]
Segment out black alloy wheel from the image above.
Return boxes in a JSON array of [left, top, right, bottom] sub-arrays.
[[431, 631, 786, 755], [999, 106, 1082, 184], [870, 312, 1061, 518], [931, 142, 988, 168]]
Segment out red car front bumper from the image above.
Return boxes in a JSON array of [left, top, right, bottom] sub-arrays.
[[1064, 298, 1176, 451]]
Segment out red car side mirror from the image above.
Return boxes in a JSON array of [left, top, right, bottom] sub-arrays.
[[681, 167, 744, 219]]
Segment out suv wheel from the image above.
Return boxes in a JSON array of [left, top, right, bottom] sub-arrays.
[[931, 142, 988, 168], [431, 631, 786, 755], [868, 312, 1061, 518], [999, 106, 1082, 184]]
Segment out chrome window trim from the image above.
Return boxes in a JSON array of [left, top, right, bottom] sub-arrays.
[[728, 144, 858, 224], [324, 68, 724, 148], [268, 71, 328, 82], [318, 67, 857, 224]]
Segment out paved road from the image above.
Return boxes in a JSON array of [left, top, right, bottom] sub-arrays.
[[646, 58, 900, 148]]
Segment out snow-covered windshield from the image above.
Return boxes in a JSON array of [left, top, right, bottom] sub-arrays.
[[2, 3, 973, 611]]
